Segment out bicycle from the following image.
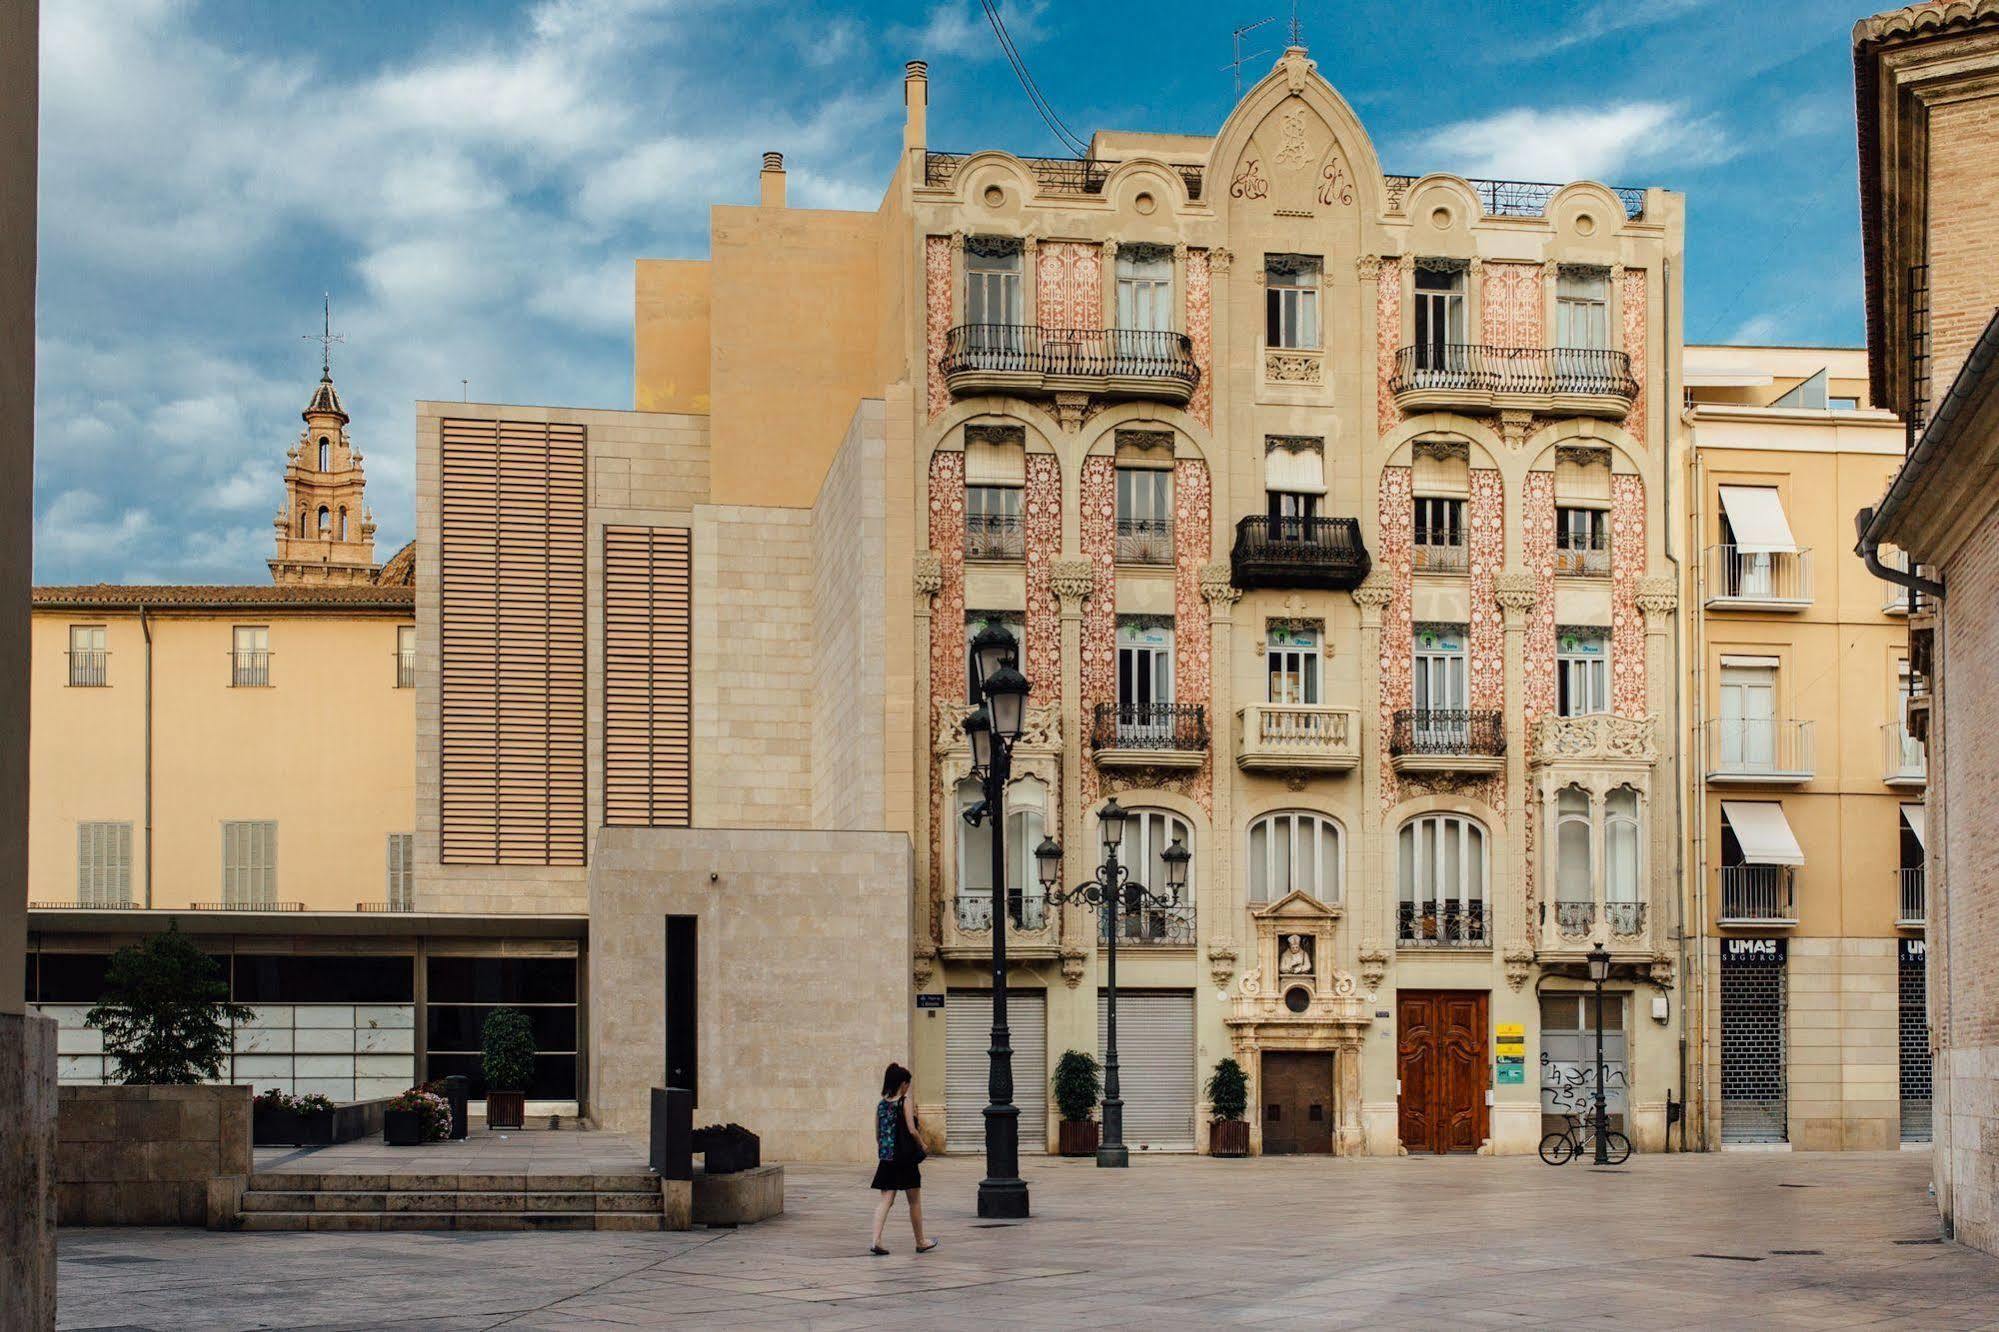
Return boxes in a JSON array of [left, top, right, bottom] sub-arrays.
[[1539, 1112, 1630, 1165]]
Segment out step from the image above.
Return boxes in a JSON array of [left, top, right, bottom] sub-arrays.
[[240, 1188, 660, 1214], [237, 1210, 664, 1232], [249, 1172, 657, 1193]]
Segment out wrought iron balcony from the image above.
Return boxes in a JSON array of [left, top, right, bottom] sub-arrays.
[[1389, 708, 1506, 774], [1703, 544, 1813, 610], [1883, 722, 1926, 787], [925, 151, 1205, 201], [1897, 868, 1926, 928], [1398, 900, 1488, 948], [1703, 718, 1814, 785], [1605, 902, 1647, 937], [940, 325, 1198, 403], [1230, 516, 1370, 590], [1411, 535, 1468, 574], [395, 650, 417, 690], [955, 892, 1049, 933], [1091, 702, 1207, 768], [1102, 901, 1196, 947], [1719, 866, 1796, 925], [1234, 704, 1361, 773], [1554, 530, 1611, 578], [357, 899, 414, 912], [190, 900, 306, 912], [67, 650, 108, 687], [231, 650, 271, 688], [1552, 901, 1595, 938], [965, 512, 1025, 561], [1115, 517, 1174, 566], [1388, 344, 1637, 418]]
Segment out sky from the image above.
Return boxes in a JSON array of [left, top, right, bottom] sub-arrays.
[[32, 0, 1875, 584]]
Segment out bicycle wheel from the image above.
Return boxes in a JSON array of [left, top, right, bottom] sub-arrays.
[[1539, 1130, 1575, 1165], [1602, 1131, 1632, 1165]]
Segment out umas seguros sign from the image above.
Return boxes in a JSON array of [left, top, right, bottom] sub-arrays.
[[1723, 937, 1786, 963]]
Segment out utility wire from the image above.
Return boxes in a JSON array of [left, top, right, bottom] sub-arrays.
[[981, 0, 1091, 159]]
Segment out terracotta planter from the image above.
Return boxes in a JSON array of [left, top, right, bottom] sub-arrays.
[[1210, 1118, 1250, 1157], [485, 1089, 526, 1130], [1058, 1119, 1100, 1156], [383, 1108, 424, 1147]]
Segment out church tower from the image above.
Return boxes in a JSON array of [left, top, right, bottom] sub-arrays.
[[270, 315, 377, 585]]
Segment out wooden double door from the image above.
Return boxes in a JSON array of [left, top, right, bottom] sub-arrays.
[[1397, 990, 1489, 1154], [1261, 1052, 1337, 1155]]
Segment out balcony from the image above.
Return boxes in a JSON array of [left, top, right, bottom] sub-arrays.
[[1230, 516, 1371, 590], [1554, 531, 1611, 578], [1388, 344, 1637, 419], [1398, 900, 1488, 948], [190, 900, 305, 912], [67, 650, 108, 688], [231, 650, 271, 688], [1389, 708, 1506, 775], [1898, 868, 1926, 928], [357, 900, 414, 912], [942, 890, 1057, 961], [1703, 718, 1814, 785], [1703, 544, 1813, 610], [1883, 722, 1926, 787], [1551, 901, 1595, 940], [1719, 865, 1796, 926], [1235, 704, 1361, 773], [395, 650, 417, 690], [1092, 702, 1207, 768], [1411, 538, 1468, 575], [940, 325, 1198, 404], [965, 512, 1025, 561], [1102, 902, 1196, 947], [955, 893, 1049, 933], [1115, 517, 1174, 566], [1605, 902, 1647, 937]]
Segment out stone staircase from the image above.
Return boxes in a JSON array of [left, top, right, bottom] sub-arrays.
[[237, 1171, 668, 1231]]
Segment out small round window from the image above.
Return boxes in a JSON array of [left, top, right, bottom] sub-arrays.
[[1284, 986, 1311, 1014]]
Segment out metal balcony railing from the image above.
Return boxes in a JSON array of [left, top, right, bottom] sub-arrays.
[[1883, 722, 1926, 785], [67, 650, 108, 687], [1390, 708, 1506, 757], [1102, 901, 1196, 946], [1703, 718, 1814, 782], [1719, 866, 1796, 923], [1898, 868, 1926, 926], [1230, 516, 1371, 589], [940, 324, 1199, 389], [1389, 344, 1638, 399], [1704, 544, 1813, 607], [395, 650, 417, 690], [1091, 702, 1208, 753], [1382, 175, 1646, 220], [28, 899, 132, 910], [1115, 516, 1174, 565], [1554, 531, 1611, 578], [1552, 901, 1595, 937], [955, 893, 1048, 932], [191, 900, 305, 912], [231, 650, 271, 688], [357, 900, 414, 913], [965, 513, 1025, 561], [1411, 537, 1469, 573], [1398, 900, 1488, 947], [1605, 902, 1647, 936]]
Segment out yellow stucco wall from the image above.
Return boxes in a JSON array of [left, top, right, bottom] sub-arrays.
[[633, 259, 711, 416]]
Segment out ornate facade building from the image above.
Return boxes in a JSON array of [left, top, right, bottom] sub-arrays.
[[268, 367, 378, 585]]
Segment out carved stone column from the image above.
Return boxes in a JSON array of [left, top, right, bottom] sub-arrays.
[[914, 552, 945, 955], [1202, 563, 1243, 985], [1051, 558, 1095, 952], [1634, 576, 1679, 968], [1494, 571, 1537, 953], [1351, 574, 1394, 960], [1337, 1037, 1366, 1156]]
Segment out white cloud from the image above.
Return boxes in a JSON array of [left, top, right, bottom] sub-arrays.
[[899, 1, 1046, 60], [1403, 101, 1734, 184], [1530, 0, 1710, 55], [1725, 314, 1789, 345]]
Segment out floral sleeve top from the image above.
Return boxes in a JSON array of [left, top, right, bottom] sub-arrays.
[[876, 1098, 897, 1161]]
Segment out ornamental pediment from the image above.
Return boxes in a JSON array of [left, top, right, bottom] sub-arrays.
[[1253, 889, 1342, 923], [1531, 713, 1657, 767]]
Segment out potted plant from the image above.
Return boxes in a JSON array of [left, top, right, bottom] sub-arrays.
[[253, 1088, 301, 1147], [295, 1091, 337, 1145], [1052, 1050, 1101, 1156], [481, 1007, 535, 1130], [1207, 1057, 1250, 1157], [384, 1085, 451, 1146], [86, 921, 251, 1085]]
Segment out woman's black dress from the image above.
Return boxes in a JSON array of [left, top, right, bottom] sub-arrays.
[[869, 1096, 923, 1191]]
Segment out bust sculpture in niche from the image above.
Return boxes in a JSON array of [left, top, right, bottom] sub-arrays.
[[1279, 933, 1314, 975]]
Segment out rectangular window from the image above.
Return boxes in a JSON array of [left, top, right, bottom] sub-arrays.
[[1115, 246, 1172, 332], [1557, 628, 1610, 717], [395, 625, 416, 689], [1413, 625, 1468, 712], [1115, 467, 1174, 565], [1117, 619, 1174, 710], [1264, 255, 1321, 349], [231, 625, 270, 687], [1412, 496, 1467, 572], [386, 833, 414, 910], [76, 821, 132, 907], [964, 484, 1024, 560], [1719, 663, 1778, 770], [1266, 623, 1321, 705], [1539, 992, 1628, 1131], [965, 612, 1024, 705], [68, 625, 108, 687], [1556, 269, 1610, 349], [1555, 506, 1610, 576], [1414, 265, 1467, 369], [965, 238, 1023, 330], [221, 820, 277, 908]]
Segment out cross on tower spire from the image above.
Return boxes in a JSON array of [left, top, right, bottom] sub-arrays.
[[303, 292, 345, 379]]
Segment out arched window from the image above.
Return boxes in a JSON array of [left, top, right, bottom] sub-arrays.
[[1554, 787, 1593, 936], [1247, 810, 1342, 904], [297, 508, 307, 537], [1114, 808, 1194, 945], [955, 778, 1049, 931], [338, 508, 348, 541], [1605, 788, 1643, 933], [317, 506, 330, 534], [1398, 814, 1486, 946], [318, 437, 331, 471]]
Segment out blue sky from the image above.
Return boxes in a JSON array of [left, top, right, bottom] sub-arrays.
[[34, 0, 1872, 583]]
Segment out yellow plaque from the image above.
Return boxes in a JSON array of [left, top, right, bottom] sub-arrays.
[[1496, 1023, 1525, 1039]]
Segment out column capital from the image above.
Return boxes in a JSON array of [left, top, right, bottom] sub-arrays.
[[1208, 247, 1233, 274], [1634, 575, 1679, 621], [914, 551, 945, 597], [1494, 570, 1537, 623], [1200, 562, 1242, 612], [1350, 574, 1394, 622], [1050, 558, 1095, 614], [1354, 254, 1383, 281]]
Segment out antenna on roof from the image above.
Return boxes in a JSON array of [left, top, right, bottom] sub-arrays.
[[1223, 17, 1275, 96], [302, 293, 345, 379]]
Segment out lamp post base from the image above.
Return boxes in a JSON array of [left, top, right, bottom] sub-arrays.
[[976, 1177, 1031, 1219], [1095, 1142, 1129, 1169]]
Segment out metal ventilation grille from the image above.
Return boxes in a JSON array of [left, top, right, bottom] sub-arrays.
[[439, 418, 587, 865], [1899, 951, 1932, 1143], [1720, 955, 1786, 1144], [602, 525, 692, 828]]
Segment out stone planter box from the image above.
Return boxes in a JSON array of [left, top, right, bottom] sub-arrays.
[[1058, 1119, 1100, 1156], [253, 1105, 333, 1148], [1210, 1119, 1250, 1157], [383, 1109, 424, 1147]]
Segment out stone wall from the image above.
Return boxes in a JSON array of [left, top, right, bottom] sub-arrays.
[[587, 826, 911, 1162], [1, 1013, 56, 1327], [57, 1084, 251, 1226], [812, 400, 888, 832]]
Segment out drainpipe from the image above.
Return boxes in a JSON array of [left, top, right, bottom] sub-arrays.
[[1663, 254, 1689, 1152], [1855, 507, 1946, 601], [141, 605, 153, 909], [1690, 447, 1709, 1151]]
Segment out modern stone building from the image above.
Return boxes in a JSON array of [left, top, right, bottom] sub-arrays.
[[1853, 0, 1999, 1252], [1683, 344, 1923, 1152]]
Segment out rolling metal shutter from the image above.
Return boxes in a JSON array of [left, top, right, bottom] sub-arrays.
[[1097, 989, 1196, 1152], [1720, 953, 1786, 1144], [602, 526, 692, 827], [945, 989, 1046, 1155], [439, 418, 587, 865]]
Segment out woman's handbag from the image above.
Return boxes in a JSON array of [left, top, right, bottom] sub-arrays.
[[895, 1108, 928, 1165]]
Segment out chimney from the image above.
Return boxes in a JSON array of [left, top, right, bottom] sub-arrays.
[[903, 60, 928, 153], [759, 151, 786, 208]]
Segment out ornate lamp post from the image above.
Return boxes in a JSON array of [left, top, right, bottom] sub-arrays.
[[966, 624, 1031, 1218], [1035, 799, 1189, 1168], [1586, 942, 1612, 1165]]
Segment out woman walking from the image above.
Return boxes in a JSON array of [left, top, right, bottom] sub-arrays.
[[868, 1062, 937, 1255]]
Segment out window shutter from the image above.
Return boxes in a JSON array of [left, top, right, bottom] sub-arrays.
[[439, 418, 588, 865], [603, 526, 693, 828]]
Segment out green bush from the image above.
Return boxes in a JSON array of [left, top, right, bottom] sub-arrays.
[[480, 1007, 536, 1093], [1052, 1050, 1101, 1123], [85, 921, 251, 1085], [1206, 1057, 1249, 1121]]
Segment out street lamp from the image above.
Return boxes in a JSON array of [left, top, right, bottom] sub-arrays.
[[965, 627, 1031, 1219], [1587, 942, 1612, 1166], [1039, 800, 1189, 1168]]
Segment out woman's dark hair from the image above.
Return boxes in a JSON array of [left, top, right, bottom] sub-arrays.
[[881, 1062, 912, 1097]]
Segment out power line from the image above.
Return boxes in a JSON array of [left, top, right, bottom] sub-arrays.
[[980, 0, 1091, 159]]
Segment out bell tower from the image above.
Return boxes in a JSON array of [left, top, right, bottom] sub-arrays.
[[270, 300, 376, 584]]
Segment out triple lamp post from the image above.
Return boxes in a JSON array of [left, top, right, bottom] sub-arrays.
[[1587, 941, 1612, 1166]]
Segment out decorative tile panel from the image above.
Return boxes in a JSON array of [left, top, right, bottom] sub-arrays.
[[1037, 241, 1102, 331], [927, 449, 966, 912], [1621, 268, 1647, 447], [1174, 457, 1214, 814], [1376, 260, 1402, 437], [1187, 249, 1213, 427], [1078, 456, 1118, 808], [926, 236, 952, 420], [1023, 452, 1062, 683], [1522, 470, 1558, 724], [1480, 261, 1544, 349], [1610, 472, 1647, 716], [1377, 466, 1413, 814], [1467, 469, 1505, 710]]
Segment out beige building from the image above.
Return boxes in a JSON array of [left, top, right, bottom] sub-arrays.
[[1853, 0, 1999, 1253], [1683, 344, 1923, 1153]]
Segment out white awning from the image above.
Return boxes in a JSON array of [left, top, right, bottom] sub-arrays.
[[1902, 803, 1926, 850], [1265, 444, 1325, 495], [1722, 801, 1805, 867], [1717, 485, 1797, 554]]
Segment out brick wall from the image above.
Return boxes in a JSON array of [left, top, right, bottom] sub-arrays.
[[1926, 96, 1999, 400]]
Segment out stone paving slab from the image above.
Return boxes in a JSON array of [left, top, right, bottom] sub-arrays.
[[58, 1149, 1999, 1329]]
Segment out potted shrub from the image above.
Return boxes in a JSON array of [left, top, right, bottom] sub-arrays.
[[1207, 1057, 1250, 1157], [86, 921, 251, 1085], [295, 1092, 337, 1146], [1052, 1050, 1101, 1156], [384, 1085, 451, 1146], [481, 1007, 535, 1130], [253, 1088, 301, 1147]]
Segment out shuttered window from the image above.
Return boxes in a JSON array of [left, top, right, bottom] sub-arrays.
[[221, 820, 277, 907], [439, 418, 587, 865], [386, 833, 414, 910], [603, 525, 692, 827], [76, 821, 132, 906]]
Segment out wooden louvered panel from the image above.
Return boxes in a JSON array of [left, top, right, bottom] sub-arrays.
[[602, 525, 692, 827], [439, 418, 588, 865]]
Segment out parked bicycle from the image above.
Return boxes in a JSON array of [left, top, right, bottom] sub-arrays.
[[1539, 1112, 1630, 1165]]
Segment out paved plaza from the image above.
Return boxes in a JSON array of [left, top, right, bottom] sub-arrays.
[[52, 1141, 1999, 1330]]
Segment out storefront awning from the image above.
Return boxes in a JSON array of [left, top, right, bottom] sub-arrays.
[[1717, 485, 1798, 554], [1722, 801, 1804, 866], [1902, 802, 1926, 850]]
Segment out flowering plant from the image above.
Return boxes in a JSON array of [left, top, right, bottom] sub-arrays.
[[387, 1086, 452, 1141], [256, 1088, 338, 1114], [296, 1092, 335, 1114]]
